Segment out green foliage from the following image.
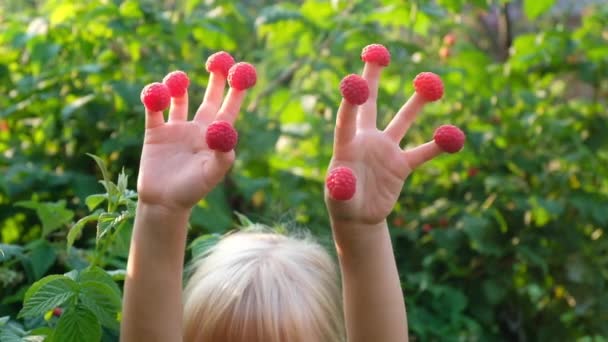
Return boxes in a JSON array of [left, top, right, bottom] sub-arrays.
[[1, 0, 607, 340]]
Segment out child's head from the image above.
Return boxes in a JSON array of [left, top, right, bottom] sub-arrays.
[[183, 227, 345, 342]]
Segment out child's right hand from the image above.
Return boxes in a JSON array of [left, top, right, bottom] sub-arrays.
[[325, 44, 464, 228], [137, 56, 256, 211]]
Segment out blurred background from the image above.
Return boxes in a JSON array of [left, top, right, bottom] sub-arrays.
[[1, 0, 607, 340]]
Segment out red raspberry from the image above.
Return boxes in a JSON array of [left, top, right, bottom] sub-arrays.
[[52, 308, 63, 317], [326, 166, 357, 201], [433, 125, 465, 153], [467, 167, 479, 178], [206, 121, 238, 152], [361, 44, 391, 67], [163, 70, 190, 97], [413, 72, 444, 102], [443, 33, 456, 47], [205, 51, 235, 78], [140, 82, 171, 112], [339, 74, 369, 105], [423, 224, 433, 233], [227, 62, 257, 90]]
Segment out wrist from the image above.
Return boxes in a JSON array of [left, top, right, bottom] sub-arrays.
[[135, 201, 191, 234], [137, 200, 192, 218], [330, 219, 389, 257]]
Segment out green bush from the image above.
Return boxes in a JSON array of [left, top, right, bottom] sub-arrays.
[[1, 0, 607, 340]]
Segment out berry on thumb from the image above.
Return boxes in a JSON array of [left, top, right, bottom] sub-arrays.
[[433, 125, 465, 153], [326, 167, 357, 201], [206, 121, 238, 152]]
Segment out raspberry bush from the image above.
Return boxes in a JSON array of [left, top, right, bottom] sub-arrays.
[[1, 1, 607, 341]]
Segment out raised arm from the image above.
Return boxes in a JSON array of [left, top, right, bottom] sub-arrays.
[[325, 44, 465, 342], [120, 55, 256, 342]]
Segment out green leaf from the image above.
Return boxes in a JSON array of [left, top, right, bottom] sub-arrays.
[[15, 200, 74, 238], [79, 281, 121, 330], [107, 269, 126, 281], [28, 240, 57, 280], [96, 212, 119, 240], [86, 154, 110, 188], [67, 211, 102, 249], [61, 94, 95, 119], [85, 194, 107, 211], [19, 275, 78, 318], [255, 4, 305, 28], [0, 321, 26, 342], [116, 169, 129, 194], [523, 0, 556, 19], [189, 234, 221, 259], [190, 185, 233, 233], [78, 267, 122, 300], [0, 244, 24, 262], [234, 211, 254, 227], [49, 305, 101, 342]]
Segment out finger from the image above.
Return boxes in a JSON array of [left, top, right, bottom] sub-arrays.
[[333, 99, 358, 154], [168, 93, 188, 122], [402, 141, 442, 169], [194, 73, 226, 124], [145, 109, 165, 129], [215, 89, 246, 124], [357, 63, 382, 129], [384, 93, 426, 142]]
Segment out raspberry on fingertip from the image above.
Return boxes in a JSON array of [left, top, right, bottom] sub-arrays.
[[413, 72, 444, 102], [433, 125, 465, 153], [361, 44, 391, 67], [227, 62, 257, 90], [206, 51, 236, 78], [340, 74, 369, 105], [163, 70, 190, 97], [141, 82, 171, 112]]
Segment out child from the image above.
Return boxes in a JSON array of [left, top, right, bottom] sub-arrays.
[[121, 45, 463, 342]]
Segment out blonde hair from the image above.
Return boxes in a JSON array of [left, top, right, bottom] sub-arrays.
[[183, 226, 345, 342]]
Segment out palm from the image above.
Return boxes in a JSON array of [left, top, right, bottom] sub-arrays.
[[138, 121, 233, 210], [327, 129, 412, 224]]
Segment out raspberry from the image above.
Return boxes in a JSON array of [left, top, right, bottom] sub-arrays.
[[227, 62, 257, 90], [339, 74, 369, 105], [205, 51, 235, 78], [162, 70, 190, 97], [361, 44, 391, 67], [423, 224, 433, 233], [140, 82, 171, 112], [206, 121, 238, 152], [467, 167, 479, 178], [433, 125, 465, 153], [443, 33, 456, 46], [52, 308, 63, 317], [326, 166, 357, 201], [413, 72, 444, 102]]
